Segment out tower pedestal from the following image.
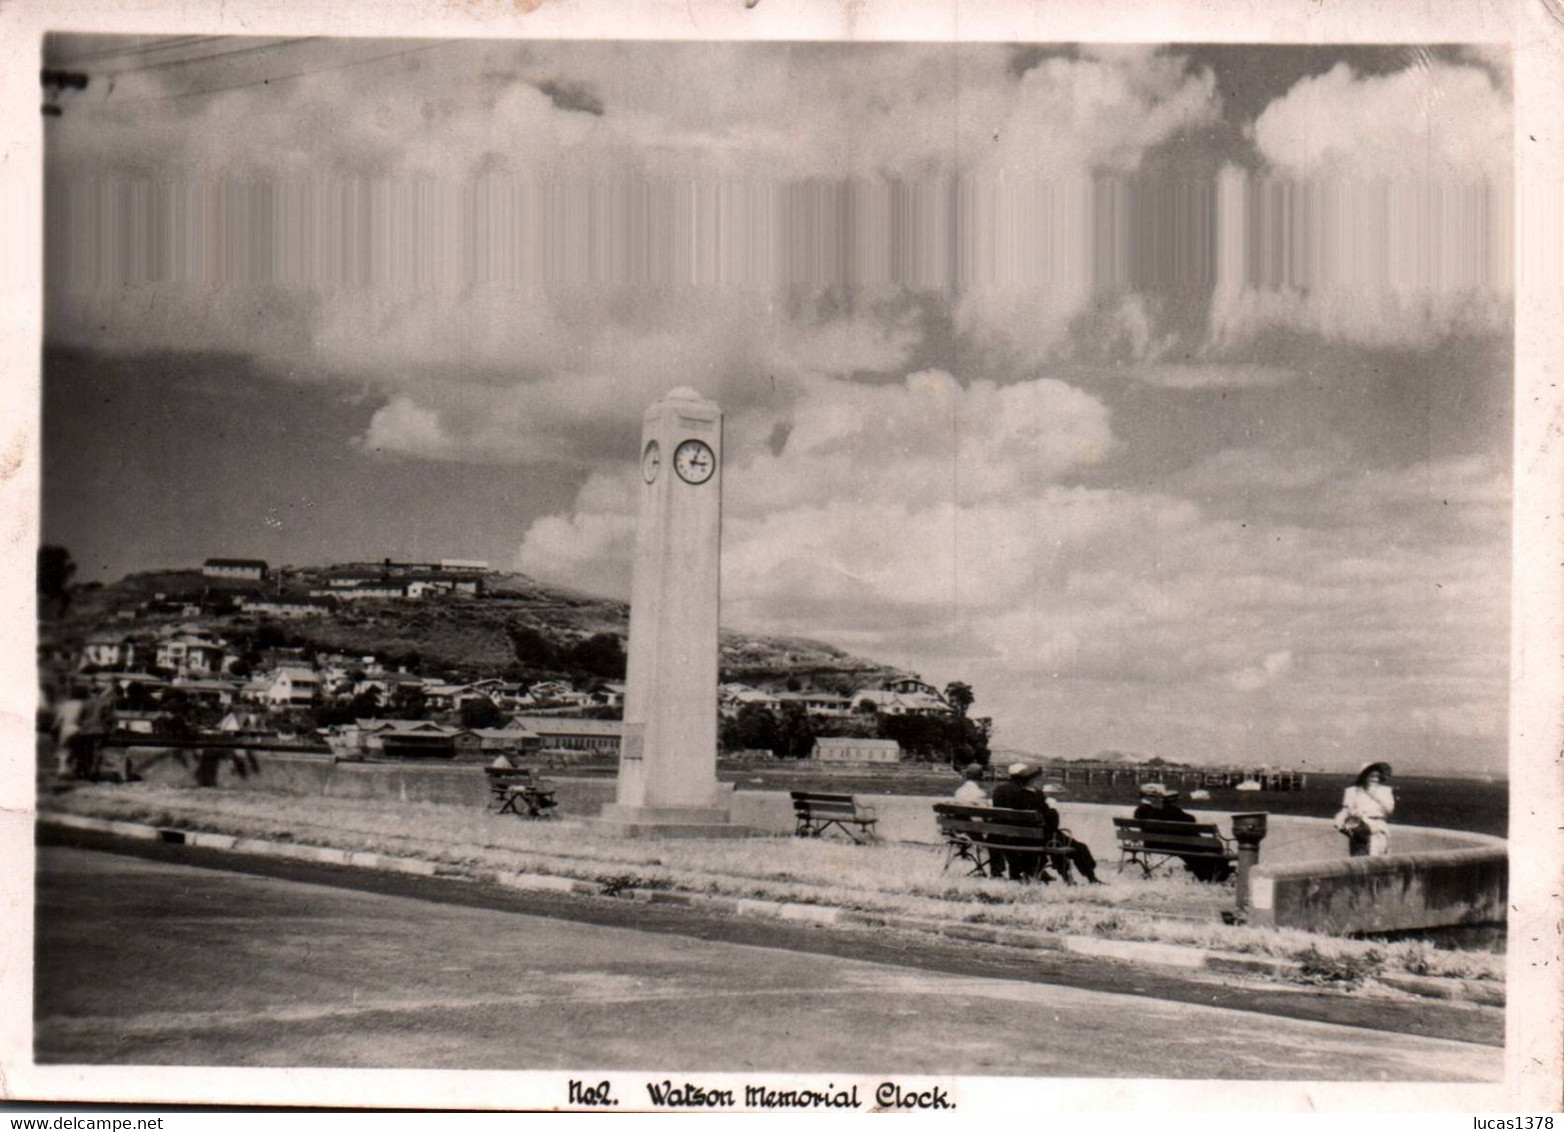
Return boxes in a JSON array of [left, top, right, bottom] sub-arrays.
[[591, 803, 754, 840]]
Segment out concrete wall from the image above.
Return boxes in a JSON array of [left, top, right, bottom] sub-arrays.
[[123, 747, 490, 807], [1248, 848, 1508, 935]]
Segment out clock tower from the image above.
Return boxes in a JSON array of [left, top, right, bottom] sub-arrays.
[[597, 388, 748, 837]]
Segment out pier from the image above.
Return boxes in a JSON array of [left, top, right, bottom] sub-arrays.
[[1050, 764, 1309, 792]]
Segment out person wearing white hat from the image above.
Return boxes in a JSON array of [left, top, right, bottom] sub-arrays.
[[1132, 782, 1231, 882], [1335, 762, 1395, 856], [989, 763, 1058, 882]]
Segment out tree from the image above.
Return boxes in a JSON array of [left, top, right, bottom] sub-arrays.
[[391, 685, 427, 720], [777, 702, 817, 760], [720, 703, 782, 755], [943, 681, 975, 718], [855, 698, 878, 715], [459, 696, 504, 730], [567, 632, 626, 680], [877, 711, 947, 761], [507, 624, 558, 670], [784, 675, 802, 692], [348, 688, 383, 719], [37, 545, 76, 618]]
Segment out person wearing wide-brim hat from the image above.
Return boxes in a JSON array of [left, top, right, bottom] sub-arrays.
[[952, 762, 990, 805], [989, 763, 1059, 883], [1133, 782, 1186, 816], [1335, 761, 1395, 857], [1131, 781, 1231, 883]]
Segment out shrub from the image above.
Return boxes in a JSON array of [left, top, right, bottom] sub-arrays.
[[1293, 944, 1382, 987]]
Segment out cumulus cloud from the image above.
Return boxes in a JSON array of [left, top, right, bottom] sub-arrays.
[[1210, 59, 1512, 352], [1249, 61, 1510, 183], [727, 370, 1116, 514], [954, 53, 1222, 364]]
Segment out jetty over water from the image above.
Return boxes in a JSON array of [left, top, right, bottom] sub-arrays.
[[1050, 763, 1309, 792]]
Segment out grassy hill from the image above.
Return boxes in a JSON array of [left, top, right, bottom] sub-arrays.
[[56, 567, 899, 690]]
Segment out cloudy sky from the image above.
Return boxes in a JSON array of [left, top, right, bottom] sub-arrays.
[[40, 37, 1513, 774]]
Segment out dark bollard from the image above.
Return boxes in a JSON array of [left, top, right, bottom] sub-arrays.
[[1230, 812, 1268, 921]]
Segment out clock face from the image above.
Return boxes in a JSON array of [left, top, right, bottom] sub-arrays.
[[673, 438, 716, 485], [641, 440, 661, 484]]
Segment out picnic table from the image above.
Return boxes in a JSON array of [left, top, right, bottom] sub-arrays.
[[485, 766, 558, 818]]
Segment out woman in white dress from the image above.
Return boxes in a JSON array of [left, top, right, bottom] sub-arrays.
[[1336, 761, 1395, 857]]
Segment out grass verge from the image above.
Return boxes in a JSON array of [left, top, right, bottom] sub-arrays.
[[39, 782, 1502, 986]]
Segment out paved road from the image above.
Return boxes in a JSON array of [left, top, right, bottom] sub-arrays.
[[34, 846, 1501, 1081]]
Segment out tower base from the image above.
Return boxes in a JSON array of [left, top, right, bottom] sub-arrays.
[[590, 803, 757, 839]]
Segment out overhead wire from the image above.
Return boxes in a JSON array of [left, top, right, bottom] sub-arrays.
[[97, 37, 323, 78], [100, 39, 464, 106], [49, 35, 224, 66]]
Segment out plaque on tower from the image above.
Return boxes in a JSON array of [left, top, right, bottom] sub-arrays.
[[595, 388, 751, 837]]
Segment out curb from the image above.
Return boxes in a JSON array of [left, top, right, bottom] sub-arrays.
[[40, 813, 1503, 1008]]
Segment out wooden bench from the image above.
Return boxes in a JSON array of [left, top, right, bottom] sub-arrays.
[[1112, 817, 1235, 879], [791, 791, 878, 844], [933, 803, 1077, 883], [486, 766, 558, 818]]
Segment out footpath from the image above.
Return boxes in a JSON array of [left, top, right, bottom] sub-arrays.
[[38, 806, 1505, 1012]]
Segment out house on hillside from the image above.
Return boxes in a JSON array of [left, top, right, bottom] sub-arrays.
[[406, 575, 483, 598], [776, 690, 852, 717], [218, 710, 272, 737], [241, 597, 325, 620], [239, 675, 272, 704], [171, 676, 240, 707], [310, 581, 407, 601], [885, 674, 942, 698], [527, 680, 576, 704], [811, 737, 902, 764], [155, 636, 229, 676], [849, 687, 950, 717], [203, 558, 268, 582], [719, 684, 780, 716], [264, 666, 322, 707], [81, 634, 128, 669]]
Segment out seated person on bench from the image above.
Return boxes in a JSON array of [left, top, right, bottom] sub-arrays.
[[990, 763, 1061, 884], [1040, 783, 1104, 885], [952, 763, 990, 805], [1132, 783, 1231, 882]]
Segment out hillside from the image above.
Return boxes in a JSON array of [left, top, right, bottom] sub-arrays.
[[55, 567, 900, 691]]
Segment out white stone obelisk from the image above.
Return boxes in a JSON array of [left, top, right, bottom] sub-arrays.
[[598, 388, 745, 836]]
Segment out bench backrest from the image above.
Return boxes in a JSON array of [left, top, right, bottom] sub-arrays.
[[933, 802, 1052, 845], [1113, 817, 1228, 854], [792, 791, 862, 817], [487, 767, 543, 788]]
